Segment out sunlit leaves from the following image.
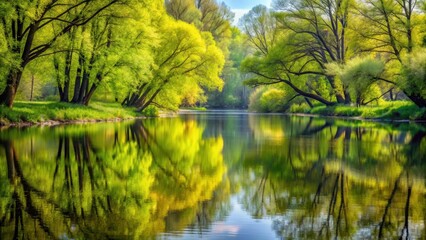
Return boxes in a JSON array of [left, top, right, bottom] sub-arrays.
[[401, 50, 426, 97]]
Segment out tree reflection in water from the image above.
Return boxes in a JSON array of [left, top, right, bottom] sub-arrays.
[[242, 116, 426, 239], [0, 114, 425, 239], [0, 119, 226, 239]]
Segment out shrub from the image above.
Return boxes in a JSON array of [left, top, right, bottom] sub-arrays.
[[142, 106, 159, 117], [249, 86, 293, 112]]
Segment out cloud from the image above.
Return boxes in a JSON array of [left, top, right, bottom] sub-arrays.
[[232, 9, 250, 26]]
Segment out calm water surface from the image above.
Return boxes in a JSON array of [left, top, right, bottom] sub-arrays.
[[0, 111, 425, 239]]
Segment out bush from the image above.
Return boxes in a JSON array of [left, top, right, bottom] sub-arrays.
[[249, 86, 289, 112], [142, 106, 159, 117], [289, 103, 311, 113]]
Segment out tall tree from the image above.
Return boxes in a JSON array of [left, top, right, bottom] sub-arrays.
[[356, 0, 426, 107], [122, 18, 224, 111], [0, 0, 119, 107], [240, 4, 336, 106], [273, 0, 353, 104], [50, 0, 162, 105]]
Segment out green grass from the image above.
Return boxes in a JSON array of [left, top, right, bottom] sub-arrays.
[[309, 101, 426, 120], [0, 101, 143, 125]]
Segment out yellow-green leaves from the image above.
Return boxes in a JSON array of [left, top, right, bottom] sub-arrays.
[[327, 57, 385, 104], [401, 50, 426, 97], [127, 16, 225, 110]]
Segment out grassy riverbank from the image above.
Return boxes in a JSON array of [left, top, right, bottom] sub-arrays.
[[300, 101, 426, 121], [0, 101, 143, 126], [2, 100, 426, 126]]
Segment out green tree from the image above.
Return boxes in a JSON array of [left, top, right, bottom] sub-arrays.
[[122, 18, 224, 111], [327, 57, 386, 106], [240, 4, 337, 107], [355, 0, 426, 107], [0, 0, 119, 107], [273, 0, 353, 104], [207, 27, 251, 108]]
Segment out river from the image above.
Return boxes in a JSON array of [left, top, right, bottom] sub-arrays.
[[0, 111, 425, 239]]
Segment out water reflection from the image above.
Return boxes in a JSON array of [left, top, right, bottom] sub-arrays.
[[0, 113, 425, 239], [242, 116, 426, 239], [0, 119, 226, 239]]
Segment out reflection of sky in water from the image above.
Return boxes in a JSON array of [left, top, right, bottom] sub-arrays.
[[159, 197, 278, 239]]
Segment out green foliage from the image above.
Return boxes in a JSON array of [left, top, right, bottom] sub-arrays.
[[288, 103, 311, 113], [141, 106, 159, 117], [207, 28, 252, 108], [401, 50, 426, 97], [238, 0, 426, 108], [309, 101, 426, 120], [327, 57, 385, 105], [249, 86, 289, 112]]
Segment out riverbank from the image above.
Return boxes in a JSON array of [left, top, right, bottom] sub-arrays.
[[290, 101, 426, 121], [2, 101, 426, 127], [0, 101, 144, 127]]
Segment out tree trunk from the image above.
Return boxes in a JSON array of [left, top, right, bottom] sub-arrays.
[[30, 74, 34, 101], [53, 55, 64, 99], [137, 87, 163, 112], [0, 70, 23, 107], [77, 69, 90, 103], [405, 91, 426, 108], [82, 83, 98, 106], [71, 65, 82, 103], [71, 51, 84, 103], [344, 89, 351, 104], [326, 75, 345, 104], [60, 50, 73, 102], [134, 87, 153, 108]]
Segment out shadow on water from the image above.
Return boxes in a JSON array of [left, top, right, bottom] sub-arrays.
[[0, 114, 425, 239]]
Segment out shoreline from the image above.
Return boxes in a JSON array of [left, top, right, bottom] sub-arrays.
[[286, 112, 426, 124], [3, 110, 426, 128], [0, 116, 148, 128], [2, 101, 426, 128]]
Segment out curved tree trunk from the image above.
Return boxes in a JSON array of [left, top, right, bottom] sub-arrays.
[[280, 78, 335, 106], [404, 91, 426, 108], [0, 70, 23, 107]]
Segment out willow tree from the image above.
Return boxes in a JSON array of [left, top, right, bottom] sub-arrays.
[[0, 0, 119, 107], [122, 18, 224, 111], [165, 0, 234, 107]]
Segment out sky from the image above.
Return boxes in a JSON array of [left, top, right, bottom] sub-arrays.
[[221, 0, 272, 25]]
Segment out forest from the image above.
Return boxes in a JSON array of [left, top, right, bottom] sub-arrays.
[[1, 0, 426, 121]]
